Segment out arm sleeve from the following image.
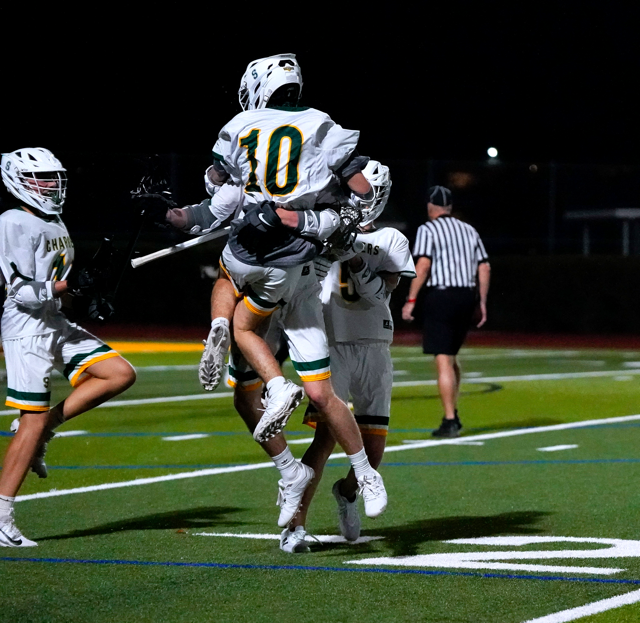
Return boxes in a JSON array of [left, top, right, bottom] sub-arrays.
[[349, 261, 388, 304], [0, 216, 55, 309], [182, 184, 245, 234], [293, 208, 341, 241]]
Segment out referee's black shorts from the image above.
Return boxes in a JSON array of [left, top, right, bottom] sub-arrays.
[[422, 287, 476, 356]]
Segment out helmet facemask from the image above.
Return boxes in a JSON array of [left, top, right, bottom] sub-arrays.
[[360, 160, 392, 227]]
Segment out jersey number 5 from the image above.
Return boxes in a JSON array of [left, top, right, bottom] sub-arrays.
[[239, 126, 303, 197]]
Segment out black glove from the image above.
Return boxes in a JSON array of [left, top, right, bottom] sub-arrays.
[[325, 206, 362, 250], [67, 267, 96, 298], [244, 201, 282, 234], [88, 296, 115, 323]]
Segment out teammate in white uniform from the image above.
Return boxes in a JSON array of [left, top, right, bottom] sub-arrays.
[[0, 148, 136, 548], [283, 161, 416, 551], [210, 54, 376, 446]]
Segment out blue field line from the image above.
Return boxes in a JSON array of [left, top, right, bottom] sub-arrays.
[[2, 555, 640, 587]]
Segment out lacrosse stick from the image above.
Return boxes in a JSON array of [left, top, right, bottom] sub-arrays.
[[131, 227, 230, 268]]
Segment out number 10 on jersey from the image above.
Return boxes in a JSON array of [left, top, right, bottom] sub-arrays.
[[239, 125, 303, 197]]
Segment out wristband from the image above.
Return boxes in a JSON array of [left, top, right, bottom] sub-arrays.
[[406, 298, 417, 303]]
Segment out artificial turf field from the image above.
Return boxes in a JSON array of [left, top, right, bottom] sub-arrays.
[[4, 343, 640, 622]]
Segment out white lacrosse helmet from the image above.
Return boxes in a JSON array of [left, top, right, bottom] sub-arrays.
[[360, 160, 392, 226], [238, 53, 303, 111], [1, 147, 67, 214]]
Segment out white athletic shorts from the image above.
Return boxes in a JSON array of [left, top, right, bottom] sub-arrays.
[[228, 262, 331, 390], [2, 324, 119, 411], [315, 341, 392, 436], [220, 244, 303, 317]]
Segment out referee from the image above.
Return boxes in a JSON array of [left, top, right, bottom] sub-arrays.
[[402, 186, 490, 438]]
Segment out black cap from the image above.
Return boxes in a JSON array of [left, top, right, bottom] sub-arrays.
[[427, 185, 452, 207]]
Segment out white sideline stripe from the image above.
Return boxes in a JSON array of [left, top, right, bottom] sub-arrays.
[[521, 588, 640, 623], [162, 434, 210, 441], [380, 414, 640, 454], [537, 445, 578, 452], [288, 437, 315, 445], [393, 368, 640, 388], [14, 413, 640, 503], [0, 391, 236, 416], [193, 531, 383, 544], [4, 368, 640, 418], [54, 431, 88, 438], [16, 461, 275, 502]]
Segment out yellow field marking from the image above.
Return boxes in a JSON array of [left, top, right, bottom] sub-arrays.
[[107, 341, 203, 353]]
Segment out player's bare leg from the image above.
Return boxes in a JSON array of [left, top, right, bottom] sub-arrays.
[[0, 411, 51, 497], [233, 302, 282, 384], [57, 357, 136, 421], [211, 272, 238, 321], [2, 356, 135, 491], [234, 303, 305, 442], [234, 386, 313, 528], [302, 379, 387, 518]]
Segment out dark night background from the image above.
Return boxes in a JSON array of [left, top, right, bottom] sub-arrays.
[[2, 5, 640, 333]]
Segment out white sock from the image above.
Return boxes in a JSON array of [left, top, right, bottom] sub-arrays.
[[272, 447, 299, 482], [212, 317, 229, 330], [347, 448, 375, 480], [0, 494, 15, 518], [266, 376, 286, 395]]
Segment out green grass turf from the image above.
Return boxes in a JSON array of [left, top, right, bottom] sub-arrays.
[[3, 345, 640, 622]]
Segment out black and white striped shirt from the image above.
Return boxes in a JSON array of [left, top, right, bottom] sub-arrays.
[[412, 215, 488, 287]]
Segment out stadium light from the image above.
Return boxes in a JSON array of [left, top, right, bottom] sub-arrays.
[[487, 147, 498, 158]]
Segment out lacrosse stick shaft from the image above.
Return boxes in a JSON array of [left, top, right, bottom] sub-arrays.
[[131, 227, 230, 268]]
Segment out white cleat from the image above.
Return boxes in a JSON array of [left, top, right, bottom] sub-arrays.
[[276, 462, 315, 527], [357, 469, 387, 518], [279, 526, 310, 553], [253, 381, 305, 442], [0, 510, 38, 548], [199, 320, 231, 392], [11, 418, 54, 479], [332, 479, 361, 541]]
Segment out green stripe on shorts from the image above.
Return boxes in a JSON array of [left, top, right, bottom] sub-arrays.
[[291, 357, 331, 373], [62, 344, 113, 379], [7, 388, 51, 402]]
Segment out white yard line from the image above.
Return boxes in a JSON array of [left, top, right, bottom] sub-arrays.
[[537, 445, 579, 452], [15, 413, 640, 503], [162, 434, 210, 441], [521, 588, 640, 623], [393, 368, 640, 387], [192, 531, 383, 544]]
